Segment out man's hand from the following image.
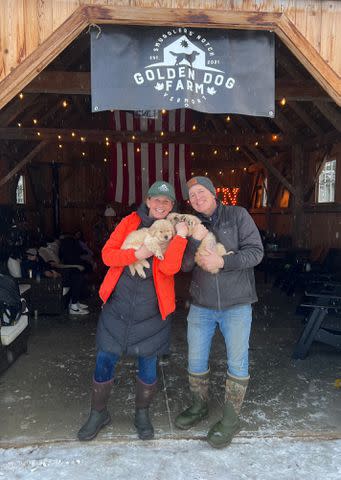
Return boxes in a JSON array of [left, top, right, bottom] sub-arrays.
[[197, 248, 224, 271], [135, 244, 153, 260], [175, 221, 189, 238], [192, 224, 209, 241]]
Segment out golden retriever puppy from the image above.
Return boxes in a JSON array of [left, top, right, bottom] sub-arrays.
[[168, 213, 229, 274], [121, 219, 175, 278]]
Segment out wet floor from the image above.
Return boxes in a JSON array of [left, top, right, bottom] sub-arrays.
[[0, 274, 340, 447]]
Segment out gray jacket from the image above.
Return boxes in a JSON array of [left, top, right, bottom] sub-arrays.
[[182, 203, 264, 309]]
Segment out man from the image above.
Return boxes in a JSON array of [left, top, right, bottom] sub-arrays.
[[175, 176, 263, 448]]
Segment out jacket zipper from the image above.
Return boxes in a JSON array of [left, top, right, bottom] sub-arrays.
[[216, 274, 221, 310]]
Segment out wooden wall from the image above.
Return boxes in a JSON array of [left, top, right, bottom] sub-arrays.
[[251, 144, 341, 249], [0, 1, 340, 84]]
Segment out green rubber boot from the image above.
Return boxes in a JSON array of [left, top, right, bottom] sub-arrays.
[[207, 374, 248, 449], [174, 371, 209, 430]]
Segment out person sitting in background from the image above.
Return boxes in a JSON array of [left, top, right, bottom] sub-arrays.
[[30, 245, 89, 316], [74, 231, 97, 272]]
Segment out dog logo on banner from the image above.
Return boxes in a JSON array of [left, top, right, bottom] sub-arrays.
[[133, 28, 236, 109]]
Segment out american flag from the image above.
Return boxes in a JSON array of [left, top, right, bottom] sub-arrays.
[[108, 109, 192, 205]]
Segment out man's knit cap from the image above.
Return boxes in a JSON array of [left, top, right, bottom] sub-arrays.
[[186, 176, 216, 197]]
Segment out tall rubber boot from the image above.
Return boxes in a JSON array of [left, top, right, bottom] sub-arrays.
[[134, 378, 157, 440], [207, 374, 249, 449], [174, 371, 209, 430], [77, 378, 113, 441]]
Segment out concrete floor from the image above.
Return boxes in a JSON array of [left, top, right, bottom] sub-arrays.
[[1, 274, 340, 447]]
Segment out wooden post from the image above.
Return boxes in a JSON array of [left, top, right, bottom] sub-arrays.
[[51, 164, 60, 237], [291, 144, 305, 248]]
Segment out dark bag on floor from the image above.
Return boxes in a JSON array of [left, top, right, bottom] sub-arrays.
[[0, 274, 23, 326]]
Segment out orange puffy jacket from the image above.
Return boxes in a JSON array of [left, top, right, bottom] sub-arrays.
[[99, 212, 187, 320]]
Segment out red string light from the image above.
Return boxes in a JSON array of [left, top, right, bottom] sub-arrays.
[[216, 187, 240, 205]]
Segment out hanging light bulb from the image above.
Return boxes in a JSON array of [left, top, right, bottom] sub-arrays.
[[62, 100, 68, 108], [33, 118, 38, 125], [19, 93, 24, 100], [192, 125, 196, 131], [226, 115, 231, 122], [280, 97, 286, 106]]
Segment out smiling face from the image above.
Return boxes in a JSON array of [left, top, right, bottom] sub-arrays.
[[146, 195, 174, 220], [188, 184, 217, 216]]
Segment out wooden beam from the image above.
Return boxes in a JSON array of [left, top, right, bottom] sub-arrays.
[[22, 72, 331, 102], [0, 8, 88, 110], [287, 101, 324, 136], [0, 94, 40, 126], [276, 14, 341, 106], [0, 127, 290, 147], [314, 102, 341, 133], [0, 142, 48, 187], [1, 6, 339, 111], [243, 146, 297, 197]]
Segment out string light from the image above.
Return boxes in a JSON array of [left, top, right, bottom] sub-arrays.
[[165, 150, 168, 156], [226, 116, 231, 122], [106, 141, 110, 146], [192, 125, 197, 131], [19, 93, 24, 100], [272, 134, 278, 141], [82, 152, 86, 157], [37, 131, 41, 136], [254, 141, 259, 146], [161, 109, 167, 114], [105, 137, 109, 141], [191, 151, 195, 157], [214, 149, 218, 155], [57, 135, 62, 140], [58, 144, 63, 149], [136, 147, 140, 153], [80, 136, 85, 142], [17, 122, 22, 127], [280, 97, 286, 106], [235, 146, 240, 151], [132, 135, 136, 140], [205, 171, 208, 176], [219, 170, 223, 175], [71, 132, 76, 137], [160, 131, 164, 136], [104, 158, 107, 162], [231, 169, 235, 173], [33, 118, 38, 124], [62, 100, 68, 108]]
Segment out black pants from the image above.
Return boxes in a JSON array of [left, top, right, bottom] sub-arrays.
[[58, 268, 84, 303]]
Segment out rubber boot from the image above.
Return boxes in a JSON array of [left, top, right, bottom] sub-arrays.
[[77, 378, 113, 441], [134, 378, 157, 440], [207, 374, 248, 449], [174, 371, 209, 430]]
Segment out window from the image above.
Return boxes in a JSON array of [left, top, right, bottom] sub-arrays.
[[318, 159, 336, 203], [16, 175, 26, 204], [262, 177, 268, 207]]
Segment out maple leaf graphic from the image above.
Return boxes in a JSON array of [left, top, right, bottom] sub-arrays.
[[207, 86, 217, 95], [154, 82, 164, 91]]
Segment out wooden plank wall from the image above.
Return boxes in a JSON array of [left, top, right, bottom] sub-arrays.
[[0, 0, 340, 84]]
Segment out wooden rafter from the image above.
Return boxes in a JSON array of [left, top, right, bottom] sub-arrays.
[[0, 7, 340, 111], [22, 71, 331, 102], [0, 127, 290, 147], [0, 142, 48, 187]]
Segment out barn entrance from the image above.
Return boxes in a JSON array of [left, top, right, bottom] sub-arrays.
[[0, 8, 340, 451]]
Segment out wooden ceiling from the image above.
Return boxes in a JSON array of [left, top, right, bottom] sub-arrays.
[[0, 29, 340, 185]]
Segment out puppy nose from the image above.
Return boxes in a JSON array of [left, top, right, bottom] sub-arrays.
[[164, 235, 169, 240]]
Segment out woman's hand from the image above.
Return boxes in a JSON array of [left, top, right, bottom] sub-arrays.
[[135, 244, 153, 260], [192, 224, 209, 241], [175, 221, 189, 238]]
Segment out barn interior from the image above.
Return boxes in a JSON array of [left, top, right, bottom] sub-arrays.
[[0, 27, 340, 446]]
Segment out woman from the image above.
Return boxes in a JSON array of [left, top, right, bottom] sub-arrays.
[[78, 181, 188, 441]]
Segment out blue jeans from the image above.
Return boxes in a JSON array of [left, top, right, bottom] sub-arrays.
[[94, 350, 157, 384], [187, 304, 252, 379]]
